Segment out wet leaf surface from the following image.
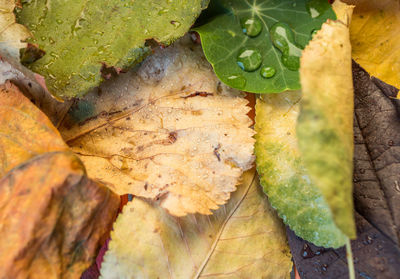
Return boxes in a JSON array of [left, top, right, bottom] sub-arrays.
[[287, 63, 400, 279], [100, 170, 292, 279], [59, 37, 255, 217], [16, 0, 207, 98], [194, 0, 336, 93]]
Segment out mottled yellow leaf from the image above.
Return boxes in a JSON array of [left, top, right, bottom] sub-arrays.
[[100, 170, 292, 279], [342, 0, 400, 89], [59, 37, 255, 216], [298, 17, 356, 238], [0, 81, 67, 176], [0, 0, 31, 59]]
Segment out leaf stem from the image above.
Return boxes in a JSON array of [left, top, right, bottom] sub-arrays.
[[346, 237, 355, 279]]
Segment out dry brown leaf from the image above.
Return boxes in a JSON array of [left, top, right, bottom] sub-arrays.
[[59, 37, 255, 216], [0, 151, 120, 279], [0, 0, 31, 59], [100, 170, 292, 279], [342, 0, 400, 89], [0, 81, 67, 176]]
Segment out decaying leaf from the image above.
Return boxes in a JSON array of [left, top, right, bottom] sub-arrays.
[[297, 14, 355, 237], [287, 64, 400, 279], [342, 0, 400, 89], [100, 170, 292, 279], [59, 37, 255, 217], [255, 10, 355, 247], [0, 81, 67, 176], [0, 0, 31, 60], [255, 92, 347, 248], [0, 152, 120, 279], [0, 84, 120, 278], [16, 0, 208, 98]]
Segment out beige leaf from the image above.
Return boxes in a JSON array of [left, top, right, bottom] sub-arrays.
[[0, 0, 31, 59], [100, 170, 292, 279], [59, 37, 255, 216]]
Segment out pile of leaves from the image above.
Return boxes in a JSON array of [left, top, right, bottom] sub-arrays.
[[0, 0, 399, 278]]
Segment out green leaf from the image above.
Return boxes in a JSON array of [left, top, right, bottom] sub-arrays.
[[100, 170, 293, 278], [194, 0, 335, 93], [255, 92, 347, 248], [16, 0, 208, 99]]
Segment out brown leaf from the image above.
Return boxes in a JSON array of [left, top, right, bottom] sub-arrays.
[[287, 63, 400, 279], [59, 37, 255, 217], [0, 82, 120, 278], [0, 151, 120, 279], [0, 82, 67, 176]]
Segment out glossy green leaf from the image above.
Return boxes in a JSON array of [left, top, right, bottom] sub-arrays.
[[255, 92, 347, 248], [16, 0, 208, 99], [194, 0, 335, 93]]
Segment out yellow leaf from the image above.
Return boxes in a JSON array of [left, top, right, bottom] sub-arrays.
[[0, 0, 31, 59], [298, 15, 356, 237], [0, 81, 67, 176], [59, 37, 255, 217], [342, 0, 400, 89], [100, 170, 292, 279]]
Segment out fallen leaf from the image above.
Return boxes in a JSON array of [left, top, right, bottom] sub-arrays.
[[342, 0, 400, 89], [0, 81, 67, 176], [0, 83, 120, 278], [297, 16, 355, 237], [100, 170, 292, 279], [255, 12, 355, 247], [0, 151, 120, 279], [0, 0, 31, 60], [286, 62, 400, 279], [59, 37, 255, 217], [194, 0, 336, 93], [15, 0, 208, 98], [255, 91, 347, 249]]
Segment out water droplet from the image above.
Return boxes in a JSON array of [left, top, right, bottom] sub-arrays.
[[237, 47, 262, 72], [270, 22, 303, 71], [306, 0, 330, 18], [301, 243, 315, 259], [56, 19, 63, 24], [40, 36, 46, 41], [240, 17, 262, 37], [227, 74, 246, 89], [260, 66, 276, 78]]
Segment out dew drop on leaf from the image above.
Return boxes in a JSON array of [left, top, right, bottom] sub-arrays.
[[260, 66, 276, 78], [227, 74, 246, 89], [306, 0, 330, 19], [237, 47, 262, 72], [240, 17, 262, 37], [270, 22, 302, 71]]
